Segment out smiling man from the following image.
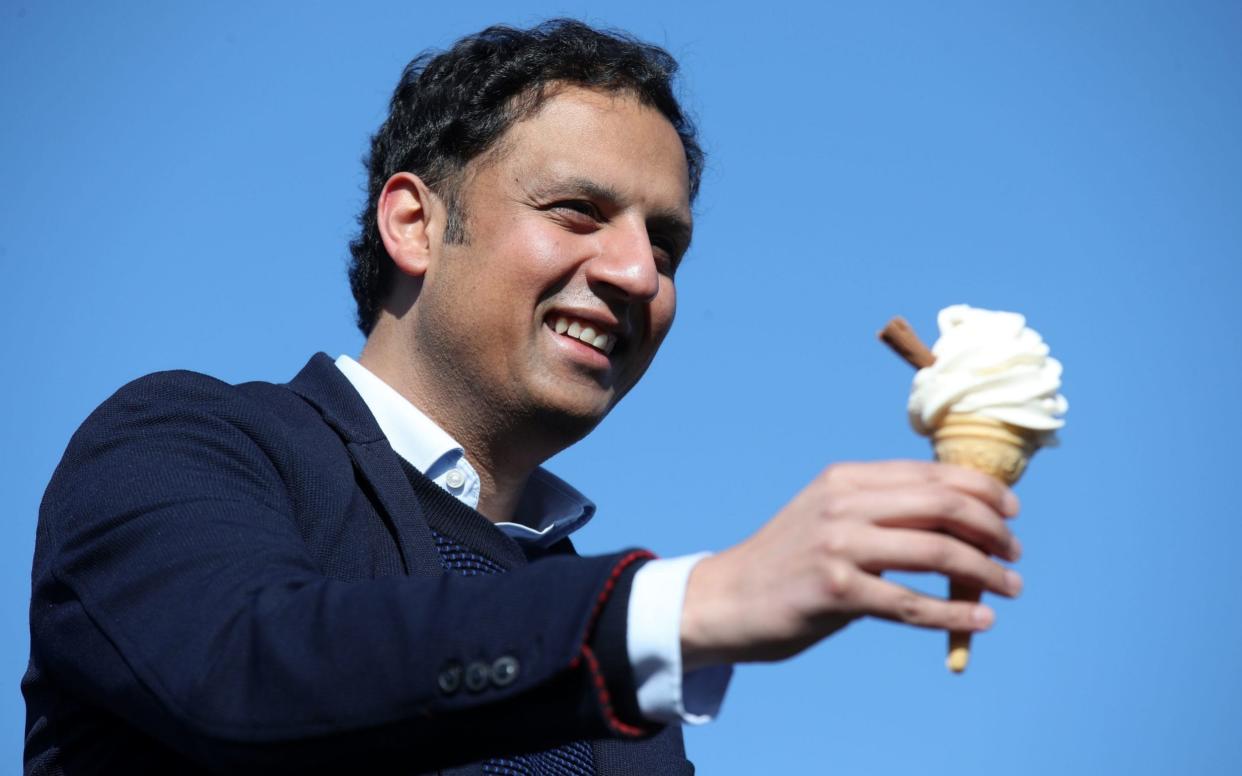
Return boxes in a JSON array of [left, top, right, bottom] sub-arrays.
[[360, 85, 690, 520], [26, 19, 1024, 776]]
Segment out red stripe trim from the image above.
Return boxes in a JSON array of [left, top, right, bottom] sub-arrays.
[[586, 550, 654, 639], [570, 549, 656, 735], [581, 644, 647, 737]]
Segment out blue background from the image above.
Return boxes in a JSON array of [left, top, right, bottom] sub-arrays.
[[3, 1, 1240, 773]]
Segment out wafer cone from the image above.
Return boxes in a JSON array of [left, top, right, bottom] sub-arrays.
[[933, 414, 1038, 673]]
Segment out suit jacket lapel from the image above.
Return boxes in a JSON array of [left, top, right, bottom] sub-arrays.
[[285, 353, 442, 578]]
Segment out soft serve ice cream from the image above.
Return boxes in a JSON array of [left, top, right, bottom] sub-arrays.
[[908, 305, 1068, 445]]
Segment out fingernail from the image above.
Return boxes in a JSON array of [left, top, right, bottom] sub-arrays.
[[972, 606, 994, 629], [1006, 536, 1022, 561], [1005, 570, 1023, 596], [1003, 490, 1021, 516]]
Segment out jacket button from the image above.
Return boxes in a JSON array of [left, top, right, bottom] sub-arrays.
[[491, 656, 520, 687], [437, 663, 463, 695], [465, 661, 491, 692]]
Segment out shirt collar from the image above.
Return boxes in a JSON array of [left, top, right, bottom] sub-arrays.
[[507, 469, 595, 546], [334, 354, 594, 546], [334, 354, 462, 475]]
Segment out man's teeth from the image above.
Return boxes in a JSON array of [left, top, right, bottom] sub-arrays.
[[552, 317, 617, 354]]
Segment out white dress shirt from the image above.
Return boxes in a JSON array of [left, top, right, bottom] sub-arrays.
[[335, 355, 730, 724]]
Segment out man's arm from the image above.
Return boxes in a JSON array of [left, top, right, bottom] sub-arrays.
[[29, 371, 652, 773], [680, 460, 1023, 669]]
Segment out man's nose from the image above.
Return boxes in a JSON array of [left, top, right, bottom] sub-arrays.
[[585, 218, 661, 303]]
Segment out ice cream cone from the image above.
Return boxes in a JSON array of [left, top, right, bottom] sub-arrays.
[[884, 307, 1066, 675], [932, 414, 1039, 487], [933, 414, 1039, 672]]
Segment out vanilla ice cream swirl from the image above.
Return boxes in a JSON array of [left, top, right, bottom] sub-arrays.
[[908, 305, 1068, 443]]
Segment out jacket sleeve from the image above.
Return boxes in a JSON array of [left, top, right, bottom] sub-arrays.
[[29, 371, 658, 773]]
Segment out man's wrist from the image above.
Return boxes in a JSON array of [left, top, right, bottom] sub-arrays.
[[679, 550, 743, 673]]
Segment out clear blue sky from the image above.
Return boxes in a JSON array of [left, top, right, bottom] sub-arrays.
[[3, 2, 1240, 773]]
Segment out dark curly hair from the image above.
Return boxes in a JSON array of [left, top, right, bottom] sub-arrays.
[[347, 19, 704, 336]]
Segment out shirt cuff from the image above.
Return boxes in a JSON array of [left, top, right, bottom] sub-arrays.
[[627, 553, 733, 725]]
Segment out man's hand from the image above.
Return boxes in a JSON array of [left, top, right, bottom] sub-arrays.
[[680, 461, 1023, 671]]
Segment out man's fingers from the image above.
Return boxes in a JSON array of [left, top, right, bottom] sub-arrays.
[[850, 528, 1022, 598], [823, 460, 1019, 518], [828, 485, 1020, 561], [839, 570, 996, 633]]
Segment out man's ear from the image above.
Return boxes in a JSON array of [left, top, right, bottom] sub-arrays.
[[377, 172, 441, 278]]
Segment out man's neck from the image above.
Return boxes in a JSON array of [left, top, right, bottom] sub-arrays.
[[358, 339, 551, 525]]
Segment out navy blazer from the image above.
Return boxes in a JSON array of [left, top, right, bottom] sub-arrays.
[[25, 353, 693, 775]]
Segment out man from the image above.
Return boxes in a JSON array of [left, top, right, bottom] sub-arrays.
[[25, 19, 1022, 775]]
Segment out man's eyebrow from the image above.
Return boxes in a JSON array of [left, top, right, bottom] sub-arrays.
[[531, 176, 623, 204]]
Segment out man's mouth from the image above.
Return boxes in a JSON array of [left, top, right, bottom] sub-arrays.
[[551, 316, 618, 355]]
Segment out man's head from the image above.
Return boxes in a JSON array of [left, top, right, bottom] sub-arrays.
[[348, 19, 703, 336], [353, 20, 701, 466]]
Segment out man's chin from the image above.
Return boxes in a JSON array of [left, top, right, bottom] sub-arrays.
[[535, 402, 611, 439], [525, 390, 620, 445]]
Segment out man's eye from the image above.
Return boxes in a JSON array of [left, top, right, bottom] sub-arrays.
[[551, 200, 600, 219], [651, 242, 679, 276], [651, 235, 684, 267]]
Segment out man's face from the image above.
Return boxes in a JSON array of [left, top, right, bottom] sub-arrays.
[[413, 86, 692, 443]]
